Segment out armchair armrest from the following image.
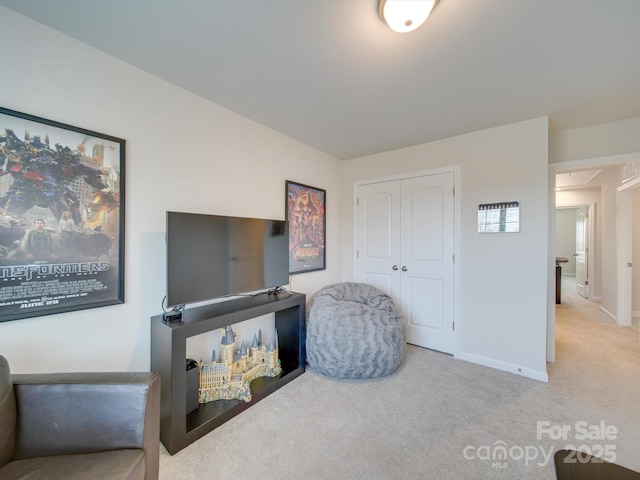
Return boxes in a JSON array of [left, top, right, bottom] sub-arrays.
[[12, 371, 160, 480]]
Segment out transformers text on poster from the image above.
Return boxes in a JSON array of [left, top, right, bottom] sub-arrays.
[[0, 107, 125, 322], [286, 180, 326, 274]]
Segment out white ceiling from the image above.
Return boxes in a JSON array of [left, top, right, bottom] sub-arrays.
[[555, 169, 603, 190], [2, 0, 640, 160]]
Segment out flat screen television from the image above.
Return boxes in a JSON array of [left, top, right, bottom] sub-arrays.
[[166, 211, 289, 309]]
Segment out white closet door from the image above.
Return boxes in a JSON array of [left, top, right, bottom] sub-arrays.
[[400, 173, 455, 354], [355, 180, 401, 301], [575, 206, 589, 298], [356, 171, 455, 354]]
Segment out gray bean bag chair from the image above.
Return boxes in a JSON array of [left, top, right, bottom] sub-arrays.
[[306, 282, 406, 379]]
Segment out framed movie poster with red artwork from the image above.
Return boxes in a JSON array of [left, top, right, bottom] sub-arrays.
[[285, 180, 326, 274], [0, 107, 125, 322]]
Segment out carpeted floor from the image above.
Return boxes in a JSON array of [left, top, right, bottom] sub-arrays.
[[159, 276, 640, 479]]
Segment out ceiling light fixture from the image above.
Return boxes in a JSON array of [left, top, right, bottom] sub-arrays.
[[378, 0, 438, 33]]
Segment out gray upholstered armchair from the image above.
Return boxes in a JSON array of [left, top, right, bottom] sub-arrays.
[[0, 355, 160, 480]]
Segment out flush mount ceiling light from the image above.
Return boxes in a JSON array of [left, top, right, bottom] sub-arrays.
[[378, 0, 438, 33]]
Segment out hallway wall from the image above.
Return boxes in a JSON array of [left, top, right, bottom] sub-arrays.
[[555, 208, 577, 275], [633, 187, 640, 324], [600, 166, 625, 316]]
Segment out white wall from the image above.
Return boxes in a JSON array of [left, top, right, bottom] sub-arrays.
[[599, 166, 624, 317], [555, 208, 577, 275], [550, 116, 640, 164], [0, 7, 343, 373], [342, 117, 550, 381]]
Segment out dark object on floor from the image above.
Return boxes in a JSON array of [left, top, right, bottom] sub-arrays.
[[306, 282, 406, 379], [554, 449, 640, 480], [555, 257, 569, 304], [0, 355, 160, 480]]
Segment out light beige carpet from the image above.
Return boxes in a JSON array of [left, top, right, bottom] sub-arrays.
[[159, 277, 640, 479]]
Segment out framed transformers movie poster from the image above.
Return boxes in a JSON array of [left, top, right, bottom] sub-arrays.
[[286, 180, 326, 274], [0, 107, 125, 322]]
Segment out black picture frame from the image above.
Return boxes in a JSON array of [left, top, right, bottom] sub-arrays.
[[0, 107, 125, 322], [285, 180, 326, 274]]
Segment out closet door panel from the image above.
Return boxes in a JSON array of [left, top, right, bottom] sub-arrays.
[[355, 181, 401, 300], [401, 173, 454, 354]]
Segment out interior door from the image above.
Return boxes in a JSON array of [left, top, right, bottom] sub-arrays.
[[355, 180, 401, 300], [400, 173, 455, 353], [575, 206, 589, 298], [356, 172, 455, 354]]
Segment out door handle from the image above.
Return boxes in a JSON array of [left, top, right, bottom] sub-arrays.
[[402, 266, 408, 272], [392, 265, 398, 271]]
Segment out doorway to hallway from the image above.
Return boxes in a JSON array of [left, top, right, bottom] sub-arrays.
[[555, 205, 594, 302], [549, 152, 640, 363], [557, 274, 615, 326]]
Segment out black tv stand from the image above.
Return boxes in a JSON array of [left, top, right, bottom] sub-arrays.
[[151, 291, 306, 455]]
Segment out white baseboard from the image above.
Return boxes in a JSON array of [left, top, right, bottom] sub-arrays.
[[455, 351, 549, 383], [600, 305, 616, 321]]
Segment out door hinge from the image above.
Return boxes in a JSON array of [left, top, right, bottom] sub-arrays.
[[453, 254, 455, 263], [585, 280, 588, 285], [356, 250, 359, 259], [356, 197, 359, 206], [452, 321, 455, 331], [453, 186, 455, 196]]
